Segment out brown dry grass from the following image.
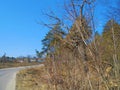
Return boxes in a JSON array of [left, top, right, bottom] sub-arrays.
[[16, 62, 120, 90], [0, 62, 40, 69], [16, 66, 51, 90]]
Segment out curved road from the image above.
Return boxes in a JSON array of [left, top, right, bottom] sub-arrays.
[[0, 65, 44, 90]]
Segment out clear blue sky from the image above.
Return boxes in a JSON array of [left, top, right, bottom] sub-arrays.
[[0, 0, 116, 57], [0, 0, 63, 57]]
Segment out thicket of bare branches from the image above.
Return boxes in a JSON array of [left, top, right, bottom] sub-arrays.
[[39, 0, 120, 90]]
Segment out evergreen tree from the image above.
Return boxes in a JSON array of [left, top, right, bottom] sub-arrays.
[[39, 22, 66, 57], [65, 17, 92, 61], [102, 19, 120, 63]]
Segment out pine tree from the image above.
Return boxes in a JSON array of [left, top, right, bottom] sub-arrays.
[[102, 19, 120, 63], [39, 22, 66, 57]]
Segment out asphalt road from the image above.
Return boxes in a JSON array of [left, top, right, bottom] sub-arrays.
[[0, 65, 44, 90]]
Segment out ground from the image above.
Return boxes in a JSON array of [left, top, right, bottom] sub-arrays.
[[16, 66, 49, 90], [0, 62, 40, 69]]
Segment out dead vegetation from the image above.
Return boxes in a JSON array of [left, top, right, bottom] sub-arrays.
[[16, 66, 49, 90], [16, 0, 120, 90], [0, 62, 40, 69]]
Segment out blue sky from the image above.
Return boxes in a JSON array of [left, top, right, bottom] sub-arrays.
[[0, 0, 116, 57], [0, 0, 61, 57]]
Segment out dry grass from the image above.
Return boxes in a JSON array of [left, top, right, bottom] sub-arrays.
[[15, 62, 120, 90], [16, 66, 51, 90], [0, 62, 40, 69]]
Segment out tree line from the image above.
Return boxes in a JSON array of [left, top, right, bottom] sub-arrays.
[[0, 54, 38, 63]]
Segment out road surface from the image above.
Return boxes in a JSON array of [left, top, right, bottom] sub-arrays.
[[0, 65, 44, 90]]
